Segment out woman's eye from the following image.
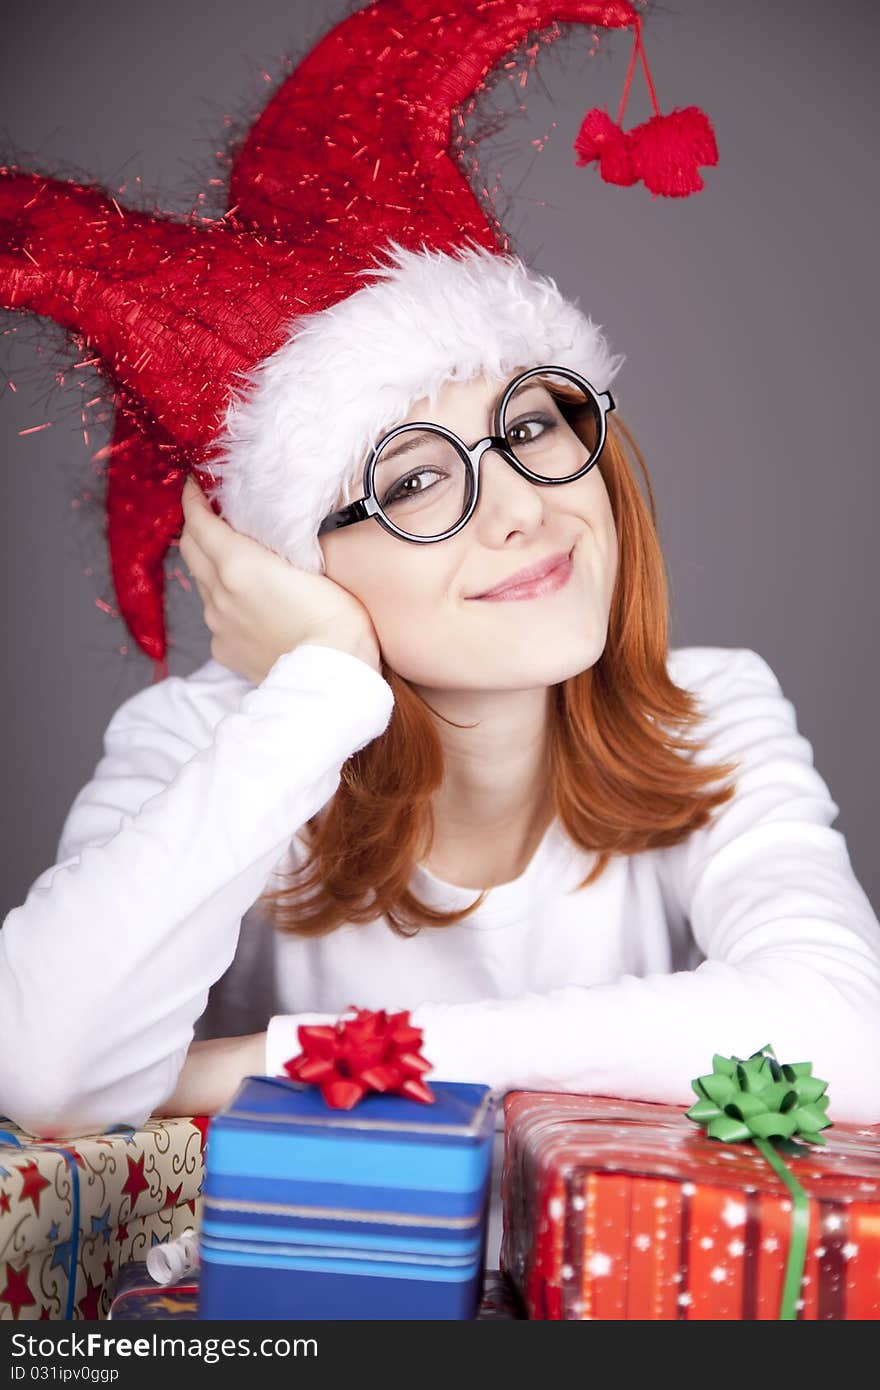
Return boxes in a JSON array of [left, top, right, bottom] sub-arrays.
[[506, 414, 554, 446], [383, 468, 445, 506]]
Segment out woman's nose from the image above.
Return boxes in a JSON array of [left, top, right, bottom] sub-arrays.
[[477, 440, 534, 488], [473, 444, 545, 524]]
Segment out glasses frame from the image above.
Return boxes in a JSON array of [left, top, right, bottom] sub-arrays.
[[316, 365, 616, 545]]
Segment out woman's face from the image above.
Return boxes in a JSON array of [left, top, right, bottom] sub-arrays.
[[319, 370, 619, 691]]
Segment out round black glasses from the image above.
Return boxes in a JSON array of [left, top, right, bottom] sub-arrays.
[[317, 365, 615, 545]]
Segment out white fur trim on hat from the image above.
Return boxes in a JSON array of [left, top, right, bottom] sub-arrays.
[[209, 238, 625, 573]]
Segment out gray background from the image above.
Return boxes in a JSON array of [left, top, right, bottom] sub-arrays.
[[1, 0, 877, 916]]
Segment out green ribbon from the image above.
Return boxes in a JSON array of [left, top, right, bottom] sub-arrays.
[[685, 1043, 832, 1320]]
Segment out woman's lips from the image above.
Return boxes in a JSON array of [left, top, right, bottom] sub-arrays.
[[472, 549, 574, 602]]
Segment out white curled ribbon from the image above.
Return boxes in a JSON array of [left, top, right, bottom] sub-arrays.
[[145, 1227, 200, 1286]]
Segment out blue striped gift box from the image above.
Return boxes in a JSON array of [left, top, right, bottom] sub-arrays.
[[198, 1075, 497, 1320]]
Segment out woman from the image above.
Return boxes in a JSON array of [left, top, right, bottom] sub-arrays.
[[2, 252, 880, 1272], [157, 326, 880, 1134], [1, 4, 878, 1275]]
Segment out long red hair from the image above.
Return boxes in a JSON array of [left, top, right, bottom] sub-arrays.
[[259, 410, 741, 936]]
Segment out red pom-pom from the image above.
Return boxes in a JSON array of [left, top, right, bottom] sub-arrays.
[[627, 107, 719, 198], [574, 108, 637, 187]]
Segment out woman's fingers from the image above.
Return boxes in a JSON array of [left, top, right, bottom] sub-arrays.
[[180, 474, 213, 536], [185, 556, 219, 634], [182, 476, 266, 595], [178, 522, 208, 573], [180, 475, 224, 568], [179, 476, 230, 634]]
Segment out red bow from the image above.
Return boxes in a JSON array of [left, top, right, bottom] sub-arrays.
[[282, 1006, 436, 1110]]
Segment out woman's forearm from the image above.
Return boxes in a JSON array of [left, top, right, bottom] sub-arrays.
[[153, 1031, 267, 1117]]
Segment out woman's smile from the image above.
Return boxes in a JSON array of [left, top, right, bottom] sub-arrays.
[[468, 546, 575, 603]]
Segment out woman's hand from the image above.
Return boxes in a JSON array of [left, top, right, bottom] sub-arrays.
[[152, 1032, 267, 1117], [177, 474, 382, 684]]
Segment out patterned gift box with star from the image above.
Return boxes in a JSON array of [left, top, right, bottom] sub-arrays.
[[0, 1116, 208, 1321], [501, 1092, 880, 1320]]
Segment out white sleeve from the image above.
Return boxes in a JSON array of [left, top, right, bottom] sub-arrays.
[[404, 649, 880, 1124], [0, 643, 394, 1139]]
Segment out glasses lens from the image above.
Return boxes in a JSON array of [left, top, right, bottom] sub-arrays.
[[502, 371, 601, 478], [373, 428, 474, 539]]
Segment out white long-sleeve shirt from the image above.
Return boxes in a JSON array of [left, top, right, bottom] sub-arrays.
[[2, 641, 879, 1150]]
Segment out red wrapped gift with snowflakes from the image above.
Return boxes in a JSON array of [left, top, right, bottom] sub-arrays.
[[501, 1090, 880, 1320]]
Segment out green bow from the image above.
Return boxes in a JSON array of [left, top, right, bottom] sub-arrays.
[[685, 1043, 832, 1320]]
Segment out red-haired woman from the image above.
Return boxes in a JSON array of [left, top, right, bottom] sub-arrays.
[[2, 247, 879, 1273]]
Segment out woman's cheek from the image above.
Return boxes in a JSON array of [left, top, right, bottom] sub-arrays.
[[373, 606, 457, 684]]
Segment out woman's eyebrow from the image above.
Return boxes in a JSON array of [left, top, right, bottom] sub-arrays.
[[380, 379, 541, 462], [377, 432, 427, 464]]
